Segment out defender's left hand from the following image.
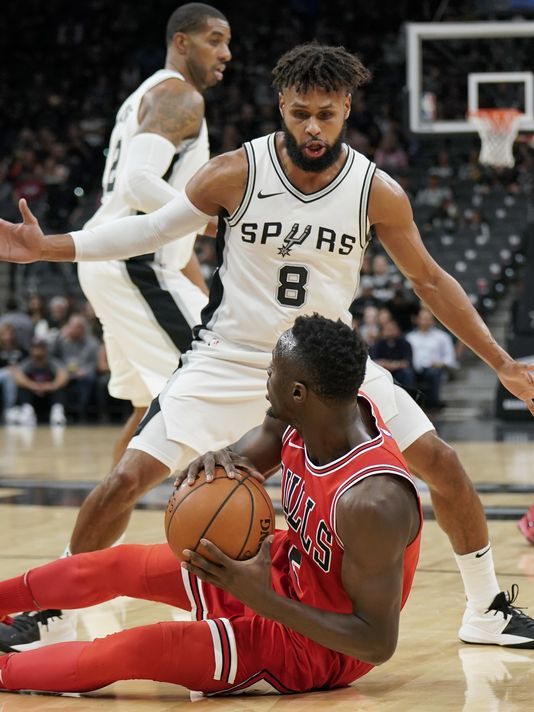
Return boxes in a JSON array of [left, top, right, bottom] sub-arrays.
[[497, 360, 534, 416], [182, 536, 275, 615]]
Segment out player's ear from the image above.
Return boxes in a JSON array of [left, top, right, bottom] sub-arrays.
[[344, 92, 352, 120], [172, 32, 189, 55], [292, 382, 307, 403], [278, 93, 285, 117]]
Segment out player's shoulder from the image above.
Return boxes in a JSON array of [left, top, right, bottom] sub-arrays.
[[205, 148, 248, 183], [145, 76, 205, 112], [368, 168, 413, 225], [337, 473, 416, 524]]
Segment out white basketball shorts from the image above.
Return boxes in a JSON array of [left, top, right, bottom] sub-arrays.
[[78, 259, 207, 408], [128, 331, 435, 473]]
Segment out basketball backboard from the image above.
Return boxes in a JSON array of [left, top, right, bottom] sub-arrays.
[[406, 21, 534, 134]]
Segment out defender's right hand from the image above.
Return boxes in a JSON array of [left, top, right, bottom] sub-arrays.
[[175, 448, 265, 487], [0, 199, 45, 263]]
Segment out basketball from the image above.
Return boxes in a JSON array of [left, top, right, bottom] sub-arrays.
[[165, 467, 275, 562]]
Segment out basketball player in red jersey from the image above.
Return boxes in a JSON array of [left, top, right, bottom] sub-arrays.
[[0, 43, 533, 649], [0, 315, 420, 695]]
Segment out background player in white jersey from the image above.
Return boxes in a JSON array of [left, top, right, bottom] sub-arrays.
[[2, 44, 534, 649], [78, 3, 231, 463]]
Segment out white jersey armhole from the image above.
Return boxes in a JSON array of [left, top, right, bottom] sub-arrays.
[[359, 160, 376, 248], [227, 142, 256, 227]]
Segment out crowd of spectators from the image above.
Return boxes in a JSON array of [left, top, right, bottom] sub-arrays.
[[0, 294, 127, 426], [0, 1, 532, 424], [350, 250, 459, 415]]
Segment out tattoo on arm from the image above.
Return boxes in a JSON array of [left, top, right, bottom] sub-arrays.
[[138, 82, 204, 147]]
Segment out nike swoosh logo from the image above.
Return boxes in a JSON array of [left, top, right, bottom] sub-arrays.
[[475, 545, 491, 558], [257, 190, 284, 199]]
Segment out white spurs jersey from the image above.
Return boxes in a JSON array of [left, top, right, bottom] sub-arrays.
[[85, 69, 209, 269], [199, 132, 376, 350]]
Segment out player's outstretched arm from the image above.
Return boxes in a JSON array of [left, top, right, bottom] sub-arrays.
[[175, 415, 286, 486], [370, 170, 534, 415], [0, 199, 73, 262], [184, 475, 420, 665]]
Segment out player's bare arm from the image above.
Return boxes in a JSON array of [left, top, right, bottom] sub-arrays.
[[184, 475, 420, 664], [369, 170, 534, 414], [0, 149, 247, 265], [137, 78, 205, 145], [185, 147, 248, 216], [176, 414, 286, 485]]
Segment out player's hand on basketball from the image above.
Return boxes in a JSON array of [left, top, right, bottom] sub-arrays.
[[175, 448, 265, 487], [182, 536, 275, 614], [496, 360, 534, 416], [0, 199, 45, 263]]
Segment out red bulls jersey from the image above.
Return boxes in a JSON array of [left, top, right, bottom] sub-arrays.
[[271, 392, 422, 614]]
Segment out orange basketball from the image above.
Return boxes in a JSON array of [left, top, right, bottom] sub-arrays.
[[165, 466, 275, 562]]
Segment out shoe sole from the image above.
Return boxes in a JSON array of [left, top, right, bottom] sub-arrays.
[[459, 624, 534, 648], [460, 637, 534, 649]]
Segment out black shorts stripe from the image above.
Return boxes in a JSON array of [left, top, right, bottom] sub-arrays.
[[124, 260, 193, 353], [133, 395, 161, 437], [195, 212, 229, 333]]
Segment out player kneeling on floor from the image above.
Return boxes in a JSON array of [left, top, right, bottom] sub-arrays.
[[0, 315, 421, 696]]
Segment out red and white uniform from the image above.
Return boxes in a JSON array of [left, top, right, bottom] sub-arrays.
[[181, 392, 422, 694], [0, 395, 422, 696]]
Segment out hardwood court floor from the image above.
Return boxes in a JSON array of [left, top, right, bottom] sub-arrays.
[[1, 426, 534, 711]]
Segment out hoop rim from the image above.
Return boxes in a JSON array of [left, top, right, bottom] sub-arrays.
[[468, 108, 524, 129]]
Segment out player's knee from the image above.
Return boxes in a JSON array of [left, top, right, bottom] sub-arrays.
[[103, 461, 153, 506], [434, 439, 464, 477]]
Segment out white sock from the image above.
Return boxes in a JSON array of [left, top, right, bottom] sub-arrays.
[[454, 543, 500, 611], [62, 535, 124, 560]]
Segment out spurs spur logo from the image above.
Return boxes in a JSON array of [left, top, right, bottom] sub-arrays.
[[277, 223, 312, 257]]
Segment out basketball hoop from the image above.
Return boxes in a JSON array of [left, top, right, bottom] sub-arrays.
[[468, 109, 523, 168]]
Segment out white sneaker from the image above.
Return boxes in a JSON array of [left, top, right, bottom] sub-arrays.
[[4, 406, 21, 425], [49, 403, 66, 426], [459, 585, 534, 648], [0, 609, 78, 652], [18, 403, 36, 427]]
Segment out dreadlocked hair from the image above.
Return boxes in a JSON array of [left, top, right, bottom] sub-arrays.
[[272, 42, 371, 95], [291, 314, 368, 402]]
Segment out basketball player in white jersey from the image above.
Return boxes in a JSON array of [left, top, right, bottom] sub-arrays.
[[2, 43, 534, 649], [78, 3, 231, 462]]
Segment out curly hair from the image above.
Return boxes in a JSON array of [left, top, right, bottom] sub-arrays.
[[289, 314, 368, 401], [166, 3, 227, 45], [272, 42, 371, 95]]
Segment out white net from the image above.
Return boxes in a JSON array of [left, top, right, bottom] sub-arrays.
[[468, 109, 523, 168]]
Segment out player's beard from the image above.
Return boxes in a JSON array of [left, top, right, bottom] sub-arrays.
[[282, 121, 346, 173]]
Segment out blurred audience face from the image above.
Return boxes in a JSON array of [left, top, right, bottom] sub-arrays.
[[49, 296, 69, 323], [27, 294, 45, 316], [0, 324, 17, 347], [372, 254, 389, 276], [362, 305, 378, 325], [416, 308, 435, 331], [30, 341, 48, 365], [381, 319, 401, 340], [64, 315, 87, 341], [377, 307, 393, 328]]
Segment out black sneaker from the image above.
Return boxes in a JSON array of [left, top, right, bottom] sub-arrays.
[[0, 610, 74, 652], [459, 584, 534, 648]]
